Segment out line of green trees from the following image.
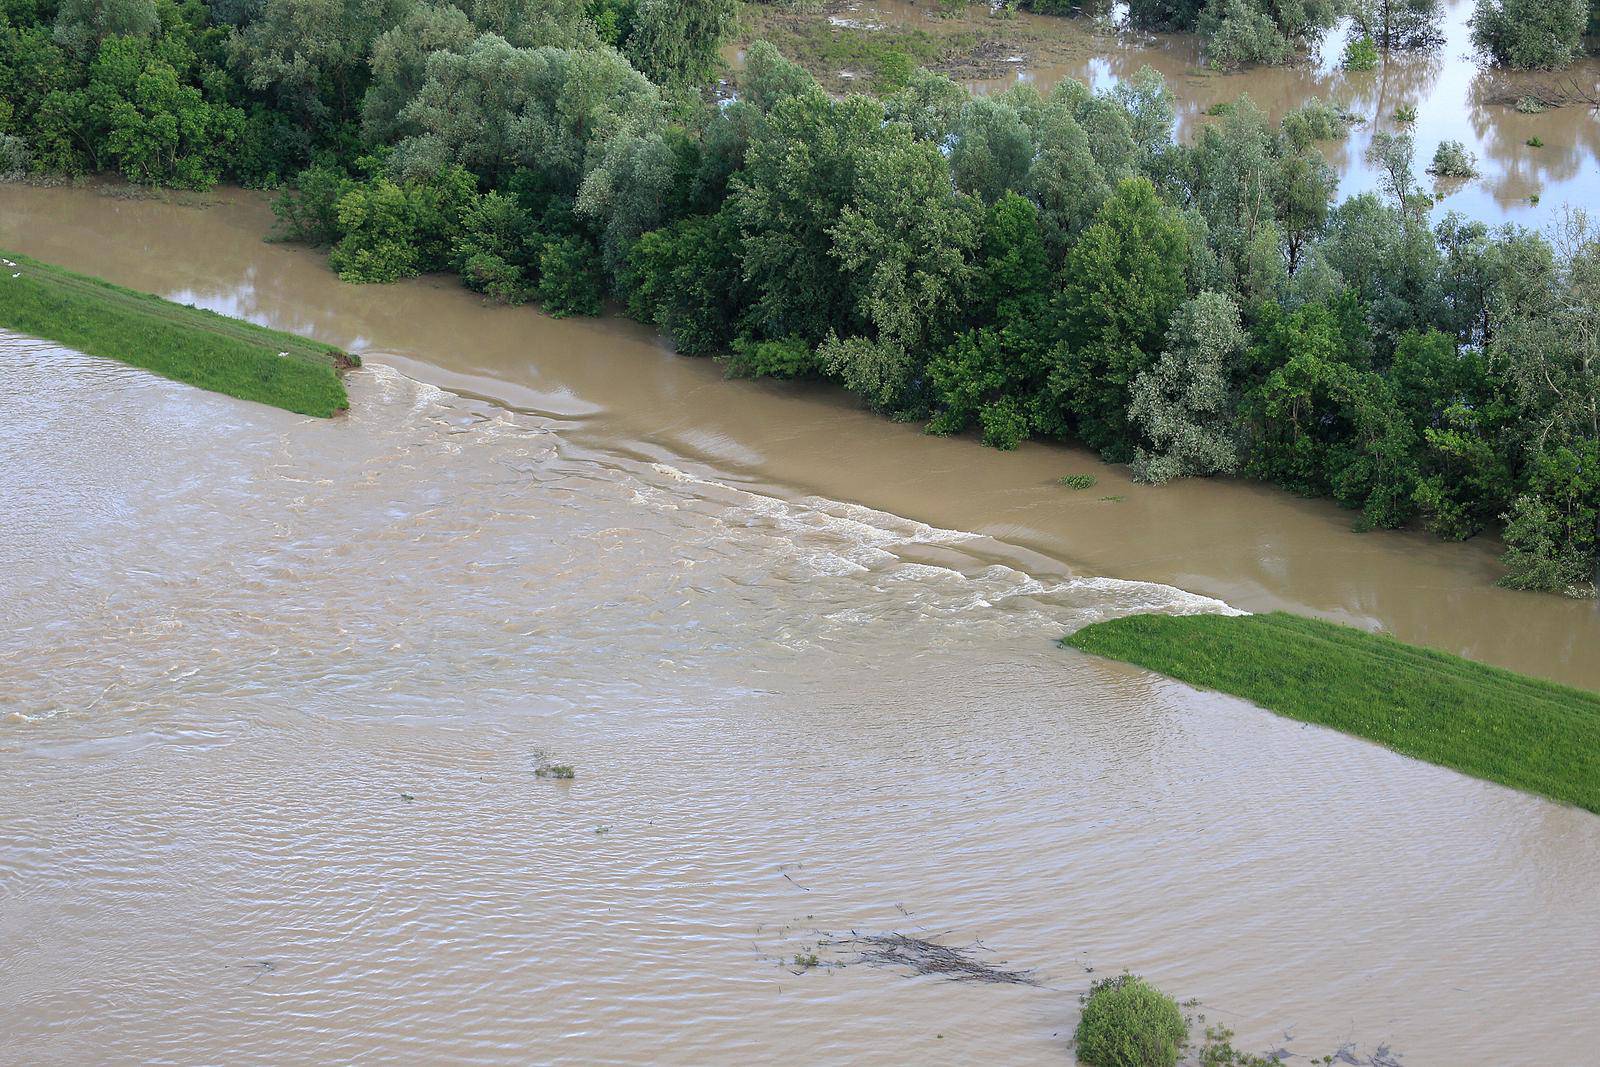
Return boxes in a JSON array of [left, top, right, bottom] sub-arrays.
[[1, 0, 1596, 594]]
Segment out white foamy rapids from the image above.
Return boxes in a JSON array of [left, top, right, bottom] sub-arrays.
[[643, 443, 1243, 636]]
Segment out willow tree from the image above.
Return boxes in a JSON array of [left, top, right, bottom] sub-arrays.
[[623, 0, 734, 86]]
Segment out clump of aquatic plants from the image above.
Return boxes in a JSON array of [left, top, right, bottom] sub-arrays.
[[1060, 473, 1098, 490], [533, 751, 576, 779], [1428, 140, 1479, 178], [1280, 100, 1356, 149], [1074, 974, 1187, 1067], [1342, 35, 1379, 70], [1393, 103, 1419, 123]]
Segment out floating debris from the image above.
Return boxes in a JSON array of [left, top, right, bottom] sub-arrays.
[[819, 933, 1037, 985]]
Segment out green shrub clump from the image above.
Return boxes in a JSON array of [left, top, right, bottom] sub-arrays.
[[1342, 35, 1379, 70], [1428, 140, 1479, 178], [1074, 974, 1187, 1067]]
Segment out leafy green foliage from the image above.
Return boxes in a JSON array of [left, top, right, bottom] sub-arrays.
[[1429, 139, 1478, 178], [623, 0, 732, 85], [1198, 0, 1342, 69], [1053, 177, 1191, 458], [625, 209, 744, 354], [1073, 974, 1186, 1067], [1350, 0, 1443, 50], [1129, 291, 1245, 483], [1065, 611, 1600, 811], [327, 163, 476, 282], [1471, 0, 1585, 69], [1342, 34, 1379, 69], [535, 233, 604, 316], [724, 336, 817, 379], [1499, 443, 1599, 595]]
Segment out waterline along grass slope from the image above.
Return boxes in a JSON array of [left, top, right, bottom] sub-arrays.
[[1064, 611, 1600, 813], [0, 250, 350, 417]]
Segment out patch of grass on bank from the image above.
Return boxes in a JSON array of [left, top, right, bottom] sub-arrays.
[[0, 250, 351, 417], [1063, 611, 1600, 812]]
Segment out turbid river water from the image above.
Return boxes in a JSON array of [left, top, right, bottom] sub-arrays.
[[3, 185, 1600, 1063], [742, 0, 1600, 225]]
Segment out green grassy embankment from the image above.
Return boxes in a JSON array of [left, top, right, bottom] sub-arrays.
[[1063, 611, 1600, 812], [0, 250, 352, 416]]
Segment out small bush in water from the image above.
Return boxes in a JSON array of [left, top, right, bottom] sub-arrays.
[[1429, 140, 1479, 178], [1075, 974, 1187, 1067], [1342, 35, 1379, 70], [1527, 136, 1544, 147], [1060, 473, 1098, 490], [1393, 104, 1418, 123]]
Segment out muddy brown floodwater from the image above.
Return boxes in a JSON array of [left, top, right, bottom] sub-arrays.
[[3, 185, 1600, 1065], [738, 0, 1600, 225]]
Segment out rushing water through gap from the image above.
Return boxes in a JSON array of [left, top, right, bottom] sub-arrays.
[[737, 0, 1600, 225], [3, 186, 1600, 1063]]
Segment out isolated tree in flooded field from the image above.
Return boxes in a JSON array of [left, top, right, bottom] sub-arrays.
[[1197, 0, 1343, 69], [1125, 0, 1205, 31], [1129, 291, 1246, 483], [1470, 0, 1586, 69], [1350, 0, 1444, 50]]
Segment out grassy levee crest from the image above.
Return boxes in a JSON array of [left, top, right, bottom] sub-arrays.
[[1065, 611, 1600, 813], [0, 250, 350, 417]]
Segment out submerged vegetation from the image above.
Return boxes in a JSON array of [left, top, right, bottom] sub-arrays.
[[1, 0, 1596, 592], [1065, 612, 1600, 812], [0, 250, 349, 415]]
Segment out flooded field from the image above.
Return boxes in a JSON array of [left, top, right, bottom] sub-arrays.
[[738, 0, 1600, 224], [2, 185, 1600, 1063]]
